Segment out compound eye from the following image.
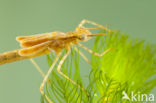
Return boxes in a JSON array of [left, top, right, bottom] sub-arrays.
[[79, 34, 87, 41]]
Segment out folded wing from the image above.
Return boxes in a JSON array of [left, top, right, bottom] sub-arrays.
[[18, 41, 51, 56], [16, 32, 55, 48]]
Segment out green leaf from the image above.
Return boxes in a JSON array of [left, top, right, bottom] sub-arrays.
[[41, 30, 156, 103]]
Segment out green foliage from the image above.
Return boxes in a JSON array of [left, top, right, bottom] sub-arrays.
[[41, 31, 156, 103]]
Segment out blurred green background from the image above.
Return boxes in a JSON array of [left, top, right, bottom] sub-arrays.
[[0, 0, 156, 103]]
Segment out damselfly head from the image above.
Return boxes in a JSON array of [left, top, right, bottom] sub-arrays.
[[75, 27, 107, 42], [75, 27, 91, 41]]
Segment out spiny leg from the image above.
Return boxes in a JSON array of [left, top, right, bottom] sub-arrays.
[[57, 48, 89, 96], [40, 52, 62, 103], [30, 59, 51, 84], [77, 43, 111, 57], [73, 46, 90, 64], [78, 19, 113, 33], [30, 59, 45, 77]]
